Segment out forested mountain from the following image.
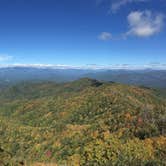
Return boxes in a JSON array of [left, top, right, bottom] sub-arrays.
[[0, 78, 166, 165]]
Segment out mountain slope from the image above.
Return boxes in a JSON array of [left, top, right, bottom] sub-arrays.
[[0, 79, 166, 165]]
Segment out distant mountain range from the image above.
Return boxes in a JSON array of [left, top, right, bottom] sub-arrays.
[[0, 66, 166, 88]]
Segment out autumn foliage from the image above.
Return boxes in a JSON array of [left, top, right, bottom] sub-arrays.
[[0, 78, 165, 165]]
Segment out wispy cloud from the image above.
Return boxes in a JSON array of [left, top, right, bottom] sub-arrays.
[[126, 10, 164, 37], [0, 54, 13, 62], [111, 0, 149, 13], [97, 0, 150, 13], [98, 32, 112, 41]]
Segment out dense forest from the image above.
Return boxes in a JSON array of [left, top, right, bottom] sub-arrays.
[[0, 78, 166, 165]]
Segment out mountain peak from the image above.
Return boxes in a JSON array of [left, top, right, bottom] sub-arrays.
[[72, 77, 103, 87]]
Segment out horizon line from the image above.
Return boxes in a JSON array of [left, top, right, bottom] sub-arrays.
[[0, 63, 166, 70]]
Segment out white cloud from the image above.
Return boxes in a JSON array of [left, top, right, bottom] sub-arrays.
[[111, 0, 149, 13], [0, 54, 13, 62], [1, 63, 166, 70], [98, 32, 112, 41], [126, 10, 164, 37]]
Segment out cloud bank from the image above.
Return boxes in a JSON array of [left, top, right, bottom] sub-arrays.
[[0, 63, 166, 70]]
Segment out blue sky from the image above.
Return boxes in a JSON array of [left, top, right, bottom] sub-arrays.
[[0, 0, 166, 68]]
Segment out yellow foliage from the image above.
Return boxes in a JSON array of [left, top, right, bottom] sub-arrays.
[[67, 124, 89, 131], [31, 162, 58, 166], [53, 140, 61, 148], [123, 138, 155, 161], [103, 130, 110, 140], [60, 124, 90, 138], [67, 154, 81, 166], [44, 112, 52, 118], [91, 130, 99, 138], [154, 136, 166, 146]]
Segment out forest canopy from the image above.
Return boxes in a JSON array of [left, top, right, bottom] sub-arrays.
[[0, 78, 166, 165]]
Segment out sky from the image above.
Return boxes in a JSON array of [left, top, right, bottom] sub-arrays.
[[0, 0, 166, 69]]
